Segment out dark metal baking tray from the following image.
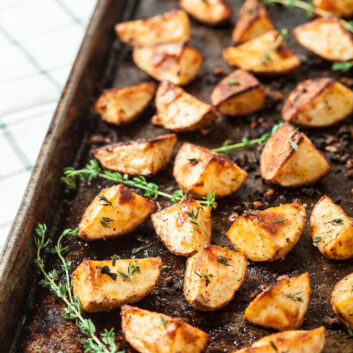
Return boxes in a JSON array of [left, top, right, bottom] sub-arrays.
[[1, 0, 353, 352]]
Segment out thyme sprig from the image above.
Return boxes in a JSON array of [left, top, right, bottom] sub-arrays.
[[332, 61, 353, 72], [61, 161, 217, 209], [34, 224, 123, 353], [261, 28, 288, 66]]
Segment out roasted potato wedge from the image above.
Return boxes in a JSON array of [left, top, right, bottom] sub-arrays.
[[210, 69, 265, 116], [244, 273, 310, 330], [153, 81, 217, 132], [115, 10, 190, 46], [121, 305, 209, 353], [314, 0, 353, 17], [223, 30, 301, 74], [282, 78, 353, 127], [93, 134, 177, 176], [78, 184, 156, 241], [151, 198, 211, 257], [293, 16, 353, 62], [94, 82, 155, 126], [331, 272, 353, 329], [72, 257, 161, 313], [232, 0, 275, 44], [184, 245, 247, 311], [173, 142, 248, 198], [310, 195, 353, 260], [226, 200, 306, 262], [180, 0, 232, 26], [233, 327, 326, 353], [260, 123, 331, 187], [133, 42, 203, 86]]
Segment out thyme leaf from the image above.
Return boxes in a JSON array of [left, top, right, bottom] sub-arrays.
[[313, 236, 322, 247], [217, 255, 231, 266], [273, 218, 287, 224], [283, 291, 303, 302], [195, 271, 214, 287], [227, 78, 241, 86], [332, 61, 353, 72], [261, 28, 288, 66], [187, 207, 200, 227]]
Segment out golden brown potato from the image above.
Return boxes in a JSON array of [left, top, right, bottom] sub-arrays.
[[282, 78, 353, 127], [223, 30, 301, 74], [232, 0, 275, 44], [260, 123, 331, 187], [114, 10, 190, 46], [133, 42, 203, 86], [72, 257, 161, 313], [314, 0, 353, 17], [121, 305, 209, 353], [153, 81, 217, 132], [244, 273, 310, 330], [180, 0, 232, 26], [310, 195, 353, 260], [226, 200, 306, 262], [184, 245, 247, 311], [173, 142, 248, 198], [233, 327, 326, 353], [78, 184, 156, 241], [94, 82, 155, 126], [151, 198, 211, 257], [331, 272, 353, 329], [93, 134, 177, 176], [210, 69, 265, 116], [293, 16, 353, 62]]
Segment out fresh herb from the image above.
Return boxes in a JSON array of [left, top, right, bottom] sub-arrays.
[[326, 218, 344, 226], [270, 340, 278, 352], [227, 78, 241, 86], [261, 28, 288, 66], [118, 271, 129, 280], [34, 224, 123, 353], [187, 207, 200, 227], [128, 260, 141, 279], [162, 265, 171, 270], [188, 158, 199, 164], [284, 291, 303, 302], [160, 315, 167, 326], [61, 160, 217, 210], [273, 218, 287, 224], [346, 328, 353, 338], [332, 61, 353, 72], [99, 195, 112, 207], [217, 255, 231, 266], [132, 243, 152, 254], [112, 254, 118, 266], [288, 130, 299, 151], [313, 236, 322, 247], [195, 271, 214, 287], [100, 266, 117, 281], [100, 217, 114, 229]]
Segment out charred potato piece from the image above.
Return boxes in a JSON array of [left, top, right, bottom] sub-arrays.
[[115, 10, 190, 46], [260, 123, 331, 187], [121, 305, 209, 353], [223, 30, 301, 74], [210, 69, 265, 116], [72, 257, 161, 313], [184, 245, 247, 311], [331, 272, 353, 329], [226, 200, 306, 262], [293, 16, 353, 62], [78, 184, 156, 241], [93, 134, 177, 176], [133, 42, 203, 86], [282, 78, 353, 127], [310, 195, 353, 260], [94, 82, 155, 126], [244, 273, 310, 330], [233, 327, 326, 353], [173, 142, 248, 198], [180, 0, 232, 26], [151, 198, 211, 257], [314, 0, 353, 17], [153, 81, 217, 132], [232, 0, 275, 44]]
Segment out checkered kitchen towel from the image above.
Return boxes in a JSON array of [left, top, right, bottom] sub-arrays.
[[0, 0, 97, 250]]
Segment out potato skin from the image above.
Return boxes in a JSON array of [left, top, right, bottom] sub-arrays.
[[180, 0, 232, 26], [78, 184, 156, 241], [226, 200, 306, 262], [260, 123, 330, 187], [223, 30, 301, 75], [244, 273, 311, 330], [93, 134, 177, 176], [173, 142, 248, 198], [232, 0, 274, 44], [153, 81, 217, 132], [210, 69, 265, 116], [314, 0, 353, 17], [282, 78, 353, 127], [331, 272, 353, 329], [184, 245, 247, 311], [293, 16, 353, 62], [72, 258, 161, 313], [310, 195, 353, 260], [121, 305, 209, 353], [133, 42, 203, 86], [233, 327, 326, 353], [115, 10, 190, 46], [94, 82, 155, 126]]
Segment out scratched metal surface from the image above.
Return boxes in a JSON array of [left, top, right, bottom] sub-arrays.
[[15, 0, 353, 352]]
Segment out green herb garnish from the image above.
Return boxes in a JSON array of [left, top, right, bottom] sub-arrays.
[[313, 236, 322, 247], [217, 255, 231, 266], [160, 315, 167, 326], [227, 78, 241, 86], [284, 291, 303, 302], [99, 195, 112, 207], [195, 271, 214, 287], [261, 28, 288, 66], [273, 218, 287, 224], [187, 207, 200, 227], [100, 217, 114, 229]]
